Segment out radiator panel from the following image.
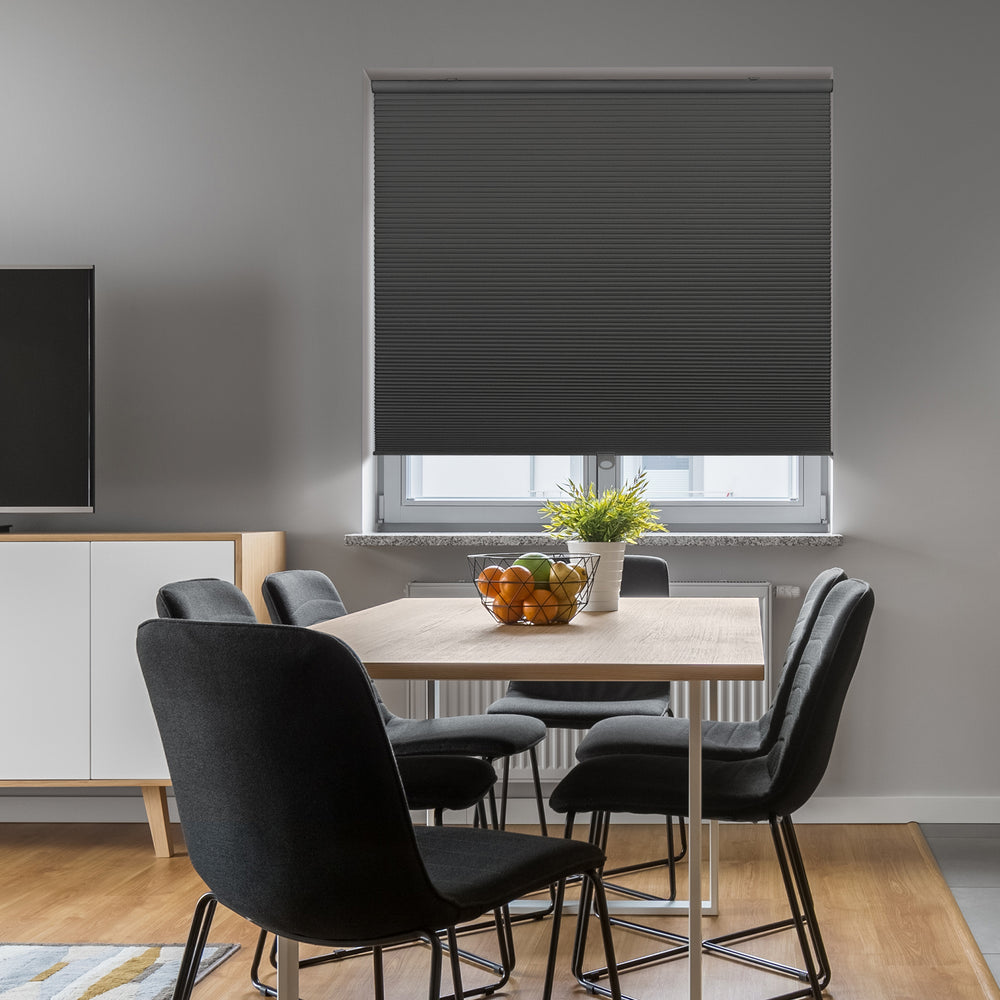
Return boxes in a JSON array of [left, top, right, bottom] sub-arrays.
[[405, 580, 772, 780]]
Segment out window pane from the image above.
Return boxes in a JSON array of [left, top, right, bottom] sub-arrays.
[[624, 455, 800, 502], [407, 455, 579, 501], [384, 454, 825, 529]]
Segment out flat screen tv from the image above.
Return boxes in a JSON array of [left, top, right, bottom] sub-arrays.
[[0, 266, 95, 513]]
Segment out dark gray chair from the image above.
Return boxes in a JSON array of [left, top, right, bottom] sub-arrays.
[[136, 618, 622, 1000], [156, 577, 258, 622], [549, 577, 875, 1000], [261, 567, 347, 624], [157, 576, 505, 995], [262, 569, 549, 833], [575, 567, 848, 763]]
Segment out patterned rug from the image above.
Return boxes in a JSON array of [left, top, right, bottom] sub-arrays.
[[0, 943, 239, 1000]]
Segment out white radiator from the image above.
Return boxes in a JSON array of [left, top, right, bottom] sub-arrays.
[[404, 580, 772, 781]]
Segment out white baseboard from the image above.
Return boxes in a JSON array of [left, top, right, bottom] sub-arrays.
[[2, 791, 998, 827], [791, 796, 1000, 825]]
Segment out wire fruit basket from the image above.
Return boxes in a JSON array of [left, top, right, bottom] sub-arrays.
[[467, 551, 600, 625]]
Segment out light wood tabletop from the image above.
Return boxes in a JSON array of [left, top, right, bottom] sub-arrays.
[[310, 596, 764, 681]]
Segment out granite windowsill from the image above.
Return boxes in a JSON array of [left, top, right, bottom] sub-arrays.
[[345, 532, 843, 548]]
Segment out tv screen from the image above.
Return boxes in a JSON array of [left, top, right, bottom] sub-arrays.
[[0, 266, 95, 513]]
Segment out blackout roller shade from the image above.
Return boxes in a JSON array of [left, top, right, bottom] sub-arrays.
[[372, 78, 832, 456]]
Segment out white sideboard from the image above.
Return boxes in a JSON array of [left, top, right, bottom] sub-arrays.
[[0, 531, 285, 855]]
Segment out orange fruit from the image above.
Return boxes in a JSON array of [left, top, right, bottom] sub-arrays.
[[522, 588, 561, 625], [498, 564, 535, 604], [491, 599, 524, 624], [476, 565, 504, 600]]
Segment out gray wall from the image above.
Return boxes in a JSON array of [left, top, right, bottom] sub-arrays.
[[3, 0, 999, 820]]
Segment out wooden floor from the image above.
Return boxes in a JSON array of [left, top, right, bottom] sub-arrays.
[[0, 821, 996, 1000]]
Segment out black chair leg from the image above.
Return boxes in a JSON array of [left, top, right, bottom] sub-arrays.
[[439, 907, 514, 1000], [602, 815, 686, 902], [573, 812, 832, 999], [587, 871, 624, 1000], [496, 756, 513, 829], [568, 813, 599, 989], [565, 808, 685, 905], [699, 815, 830, 1000], [495, 747, 548, 835], [173, 893, 218, 1000], [570, 812, 686, 997], [421, 933, 444, 1000], [541, 878, 567, 1000], [445, 928, 465, 1000], [528, 746, 549, 835], [543, 872, 621, 1000], [780, 814, 831, 993], [372, 945, 385, 1000], [499, 904, 516, 976], [249, 928, 273, 996], [486, 778, 501, 829]]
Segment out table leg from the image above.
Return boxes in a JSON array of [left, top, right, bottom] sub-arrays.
[[425, 678, 441, 718], [276, 937, 298, 1000], [707, 680, 719, 918], [424, 679, 441, 827], [688, 679, 703, 1000], [708, 819, 720, 916]]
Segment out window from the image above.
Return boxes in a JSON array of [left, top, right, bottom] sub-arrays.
[[379, 454, 828, 530], [369, 72, 832, 531]]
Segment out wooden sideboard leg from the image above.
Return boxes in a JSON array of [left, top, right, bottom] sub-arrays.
[[141, 785, 175, 858]]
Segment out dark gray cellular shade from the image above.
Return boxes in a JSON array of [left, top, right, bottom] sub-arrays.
[[372, 78, 832, 456]]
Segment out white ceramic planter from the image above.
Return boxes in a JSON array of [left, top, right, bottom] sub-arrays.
[[566, 539, 626, 611]]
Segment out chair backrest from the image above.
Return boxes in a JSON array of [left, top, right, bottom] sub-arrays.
[[754, 567, 848, 747], [262, 569, 348, 627], [261, 569, 396, 726], [136, 618, 460, 943], [764, 577, 875, 816], [156, 578, 257, 622], [505, 553, 672, 705], [618, 554, 670, 597]]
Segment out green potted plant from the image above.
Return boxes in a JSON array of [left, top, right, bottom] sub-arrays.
[[538, 472, 668, 611]]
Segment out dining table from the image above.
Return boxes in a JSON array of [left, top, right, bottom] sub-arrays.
[[283, 594, 765, 1000]]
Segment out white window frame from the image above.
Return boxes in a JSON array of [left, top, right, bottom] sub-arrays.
[[378, 454, 829, 532]]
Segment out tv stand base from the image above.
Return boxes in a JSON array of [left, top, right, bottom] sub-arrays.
[[0, 779, 175, 857]]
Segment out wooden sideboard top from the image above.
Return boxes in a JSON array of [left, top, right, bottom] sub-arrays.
[[0, 531, 284, 542]]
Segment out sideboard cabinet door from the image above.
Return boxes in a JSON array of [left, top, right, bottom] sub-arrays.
[[89, 540, 236, 779], [0, 542, 91, 779]]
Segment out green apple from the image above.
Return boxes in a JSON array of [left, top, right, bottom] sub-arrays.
[[513, 551, 552, 589]]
